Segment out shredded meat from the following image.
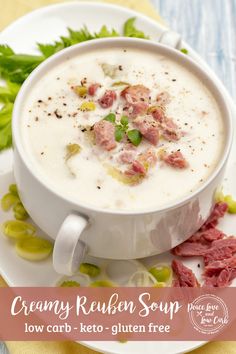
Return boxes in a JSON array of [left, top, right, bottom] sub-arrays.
[[88, 83, 100, 96], [203, 257, 236, 287], [121, 85, 150, 117], [94, 120, 116, 151], [171, 200, 236, 288], [172, 260, 199, 287], [134, 116, 159, 145], [98, 90, 117, 108], [156, 91, 171, 106], [201, 202, 228, 230], [162, 151, 188, 169]]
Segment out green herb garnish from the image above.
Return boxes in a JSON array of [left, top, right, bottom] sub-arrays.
[[114, 115, 129, 142], [180, 48, 188, 54], [124, 17, 149, 39], [0, 103, 13, 150], [95, 25, 119, 38], [0, 47, 44, 84], [120, 115, 129, 126], [0, 18, 148, 151], [104, 113, 116, 123], [115, 126, 125, 142], [127, 129, 142, 146], [0, 81, 20, 103]]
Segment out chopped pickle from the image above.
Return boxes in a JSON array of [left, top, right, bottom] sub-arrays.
[[112, 81, 130, 87], [65, 143, 81, 161], [215, 189, 236, 214], [79, 262, 101, 277], [1, 193, 20, 211], [13, 202, 28, 220], [90, 280, 114, 287], [74, 85, 87, 97], [149, 265, 172, 283], [2, 220, 36, 240], [9, 184, 19, 196], [60, 280, 80, 287], [101, 63, 118, 79], [15, 236, 53, 261], [65, 144, 81, 177], [157, 148, 166, 158], [214, 187, 225, 203], [224, 195, 236, 214], [153, 282, 166, 288], [128, 271, 158, 287], [106, 165, 144, 185], [80, 101, 96, 111]]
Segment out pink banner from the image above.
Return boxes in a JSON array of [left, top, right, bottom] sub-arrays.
[[0, 287, 235, 341]]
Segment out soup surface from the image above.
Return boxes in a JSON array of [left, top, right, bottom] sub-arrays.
[[21, 47, 225, 210]]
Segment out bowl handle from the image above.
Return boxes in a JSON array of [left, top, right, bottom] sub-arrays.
[[53, 213, 88, 275], [159, 30, 182, 49]]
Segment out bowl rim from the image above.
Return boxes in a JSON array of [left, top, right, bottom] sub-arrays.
[[12, 37, 233, 215]]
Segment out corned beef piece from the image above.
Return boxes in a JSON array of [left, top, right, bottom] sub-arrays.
[[172, 259, 199, 287]]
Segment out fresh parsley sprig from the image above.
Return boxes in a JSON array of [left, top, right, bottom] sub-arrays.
[[0, 103, 13, 150]]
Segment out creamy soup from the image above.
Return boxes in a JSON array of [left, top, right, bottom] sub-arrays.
[[21, 47, 225, 211]]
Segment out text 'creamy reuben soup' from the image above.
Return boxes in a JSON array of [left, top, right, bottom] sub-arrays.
[[21, 47, 225, 211]]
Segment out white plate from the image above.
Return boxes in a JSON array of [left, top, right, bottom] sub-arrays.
[[0, 2, 236, 354]]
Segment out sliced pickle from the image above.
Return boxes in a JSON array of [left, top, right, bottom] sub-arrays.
[[149, 265, 172, 283], [9, 184, 19, 197], [79, 262, 101, 277], [13, 202, 28, 220], [65, 143, 81, 161], [127, 271, 158, 287], [112, 81, 130, 87], [2, 220, 36, 240], [105, 165, 144, 186], [15, 237, 53, 261], [74, 85, 87, 97], [90, 280, 114, 287], [80, 101, 96, 111], [1, 193, 19, 211], [60, 280, 80, 287]]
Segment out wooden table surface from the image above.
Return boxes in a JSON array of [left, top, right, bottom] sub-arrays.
[[1, 0, 235, 353]]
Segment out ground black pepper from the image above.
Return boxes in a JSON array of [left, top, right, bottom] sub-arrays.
[[54, 109, 62, 119]]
